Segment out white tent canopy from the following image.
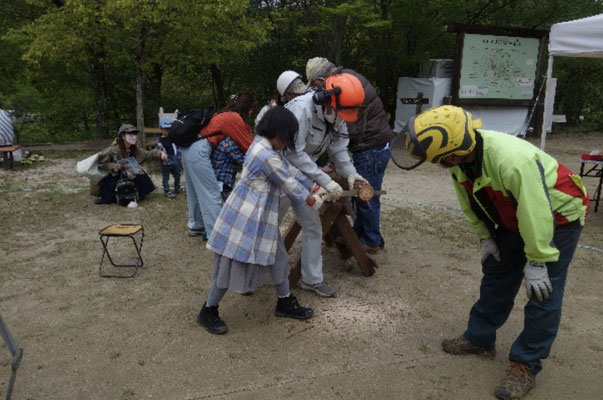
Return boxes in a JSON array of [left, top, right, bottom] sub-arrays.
[[541, 13, 603, 148]]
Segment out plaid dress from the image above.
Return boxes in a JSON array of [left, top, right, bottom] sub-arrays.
[[207, 136, 311, 266]]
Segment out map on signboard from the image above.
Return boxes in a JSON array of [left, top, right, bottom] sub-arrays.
[[459, 33, 540, 100]]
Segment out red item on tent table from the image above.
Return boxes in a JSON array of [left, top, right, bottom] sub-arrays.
[[581, 154, 603, 161]]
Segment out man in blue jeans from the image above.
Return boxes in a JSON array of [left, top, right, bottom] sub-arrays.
[[394, 105, 589, 399], [306, 57, 395, 253]]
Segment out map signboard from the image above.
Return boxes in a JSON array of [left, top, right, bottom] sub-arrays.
[[458, 33, 541, 100]]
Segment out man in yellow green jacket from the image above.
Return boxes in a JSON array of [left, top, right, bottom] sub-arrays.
[[397, 105, 589, 400]]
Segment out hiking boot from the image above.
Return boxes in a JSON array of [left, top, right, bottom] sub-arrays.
[[362, 243, 381, 254], [441, 335, 495, 356], [188, 228, 207, 240], [300, 280, 337, 297], [197, 303, 228, 334], [275, 295, 314, 319], [494, 361, 535, 400]]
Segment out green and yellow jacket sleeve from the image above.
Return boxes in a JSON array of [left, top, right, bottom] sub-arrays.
[[451, 174, 491, 240], [450, 129, 588, 264]]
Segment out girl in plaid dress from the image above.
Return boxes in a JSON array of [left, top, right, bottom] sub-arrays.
[[197, 107, 326, 334]]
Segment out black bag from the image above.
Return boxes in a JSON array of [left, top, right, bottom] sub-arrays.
[[115, 177, 139, 206], [168, 109, 215, 148]]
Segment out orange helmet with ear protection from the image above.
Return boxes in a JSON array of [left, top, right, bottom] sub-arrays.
[[324, 73, 365, 122]]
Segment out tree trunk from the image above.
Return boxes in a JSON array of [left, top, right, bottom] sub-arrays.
[[331, 15, 348, 65], [147, 63, 163, 126], [135, 24, 147, 145], [210, 63, 225, 109], [88, 45, 110, 139]]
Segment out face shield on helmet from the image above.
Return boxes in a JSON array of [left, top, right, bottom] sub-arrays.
[[390, 106, 482, 170]]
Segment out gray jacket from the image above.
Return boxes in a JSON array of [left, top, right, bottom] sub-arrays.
[[284, 92, 356, 187]]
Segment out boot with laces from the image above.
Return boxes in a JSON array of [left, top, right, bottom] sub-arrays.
[[441, 335, 495, 357], [197, 303, 228, 334], [275, 295, 314, 319], [494, 361, 535, 399]]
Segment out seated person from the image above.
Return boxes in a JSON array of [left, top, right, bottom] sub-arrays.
[[210, 136, 245, 201], [96, 124, 166, 207]]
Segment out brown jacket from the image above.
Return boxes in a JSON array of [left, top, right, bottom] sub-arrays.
[[334, 67, 395, 153], [98, 139, 162, 176]]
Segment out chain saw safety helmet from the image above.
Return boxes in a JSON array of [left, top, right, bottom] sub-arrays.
[[322, 73, 365, 122], [405, 105, 482, 164]]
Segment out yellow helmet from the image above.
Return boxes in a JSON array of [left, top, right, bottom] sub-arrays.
[[405, 106, 482, 164]]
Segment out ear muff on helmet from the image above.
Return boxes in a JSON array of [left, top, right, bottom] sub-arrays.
[[323, 73, 365, 122], [405, 106, 481, 164]]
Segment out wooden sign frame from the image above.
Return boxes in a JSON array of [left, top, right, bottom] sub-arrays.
[[447, 24, 548, 107]]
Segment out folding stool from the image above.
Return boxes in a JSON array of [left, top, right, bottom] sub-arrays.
[[98, 224, 144, 278]]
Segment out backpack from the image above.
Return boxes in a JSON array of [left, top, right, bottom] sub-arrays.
[[168, 109, 215, 148], [115, 177, 139, 206]]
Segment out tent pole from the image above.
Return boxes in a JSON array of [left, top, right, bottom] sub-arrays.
[[540, 55, 554, 150]]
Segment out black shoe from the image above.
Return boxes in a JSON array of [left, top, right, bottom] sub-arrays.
[[94, 199, 105, 205], [197, 303, 228, 334], [188, 228, 208, 240], [275, 295, 314, 319]]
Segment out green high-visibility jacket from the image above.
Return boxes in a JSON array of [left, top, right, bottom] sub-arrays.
[[450, 130, 589, 263]]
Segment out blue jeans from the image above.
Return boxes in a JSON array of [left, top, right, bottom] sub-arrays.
[[351, 142, 391, 247], [464, 221, 582, 374], [180, 140, 222, 236], [160, 163, 181, 193]]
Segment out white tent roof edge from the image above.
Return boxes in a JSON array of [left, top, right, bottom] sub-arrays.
[[540, 13, 603, 150]]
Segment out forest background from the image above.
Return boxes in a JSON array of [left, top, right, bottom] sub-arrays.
[[1, 0, 603, 144]]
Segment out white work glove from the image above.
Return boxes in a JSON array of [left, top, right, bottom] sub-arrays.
[[346, 172, 368, 190], [310, 183, 328, 197], [480, 238, 501, 264], [524, 261, 553, 302], [306, 193, 325, 210], [325, 180, 343, 201]]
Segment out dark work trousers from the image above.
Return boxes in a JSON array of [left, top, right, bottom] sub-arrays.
[[99, 172, 156, 204], [463, 220, 583, 374], [161, 163, 181, 193], [351, 142, 391, 248]]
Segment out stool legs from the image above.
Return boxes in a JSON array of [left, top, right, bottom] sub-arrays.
[[99, 229, 144, 278]]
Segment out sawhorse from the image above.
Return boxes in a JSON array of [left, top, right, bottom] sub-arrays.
[[283, 198, 377, 286]]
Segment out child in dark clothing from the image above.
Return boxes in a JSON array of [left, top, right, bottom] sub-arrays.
[[156, 118, 182, 199]]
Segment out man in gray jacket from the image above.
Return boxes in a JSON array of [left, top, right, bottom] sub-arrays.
[[280, 72, 368, 297], [306, 57, 395, 254]]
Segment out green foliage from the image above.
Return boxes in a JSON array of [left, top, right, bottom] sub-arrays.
[[1, 0, 602, 143], [554, 58, 603, 130]]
